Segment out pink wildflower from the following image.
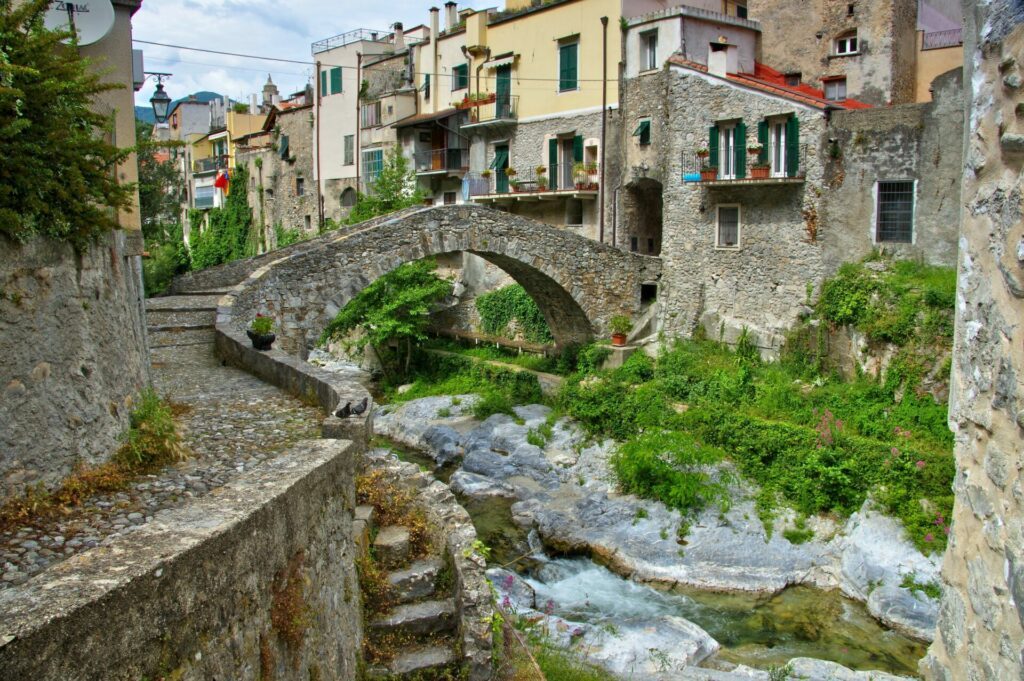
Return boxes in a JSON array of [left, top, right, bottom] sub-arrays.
[[924, 533, 934, 542], [916, 460, 926, 469]]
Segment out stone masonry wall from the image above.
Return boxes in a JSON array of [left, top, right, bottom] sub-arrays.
[[0, 439, 361, 681], [0, 232, 149, 502], [656, 66, 830, 353], [920, 3, 1024, 679], [822, 67, 964, 269]]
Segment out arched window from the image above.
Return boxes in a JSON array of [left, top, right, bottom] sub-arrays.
[[340, 187, 357, 207]]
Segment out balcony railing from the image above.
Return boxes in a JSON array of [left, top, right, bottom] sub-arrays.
[[922, 28, 962, 50], [682, 144, 806, 184], [414, 148, 469, 174], [460, 95, 518, 127], [469, 163, 600, 197], [193, 155, 228, 173]]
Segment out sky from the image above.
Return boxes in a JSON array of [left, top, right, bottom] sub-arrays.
[[132, 0, 489, 107]]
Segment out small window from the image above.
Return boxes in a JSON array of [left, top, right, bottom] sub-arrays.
[[847, 3, 855, 16], [443, 191, 457, 205], [647, 238, 655, 253], [344, 135, 354, 165], [876, 180, 915, 243], [630, 236, 639, 252], [566, 198, 583, 226], [824, 78, 847, 101], [834, 31, 858, 55], [296, 177, 305, 196], [735, 1, 748, 18], [641, 30, 658, 71], [304, 215, 311, 231], [452, 63, 469, 90], [716, 205, 741, 248], [360, 101, 381, 128], [632, 119, 651, 146], [559, 41, 579, 92], [640, 283, 657, 303], [423, 73, 431, 100], [784, 72, 802, 86], [341, 187, 357, 207]]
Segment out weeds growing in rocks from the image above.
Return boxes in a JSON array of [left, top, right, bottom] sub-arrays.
[[270, 551, 311, 657], [356, 470, 431, 558]]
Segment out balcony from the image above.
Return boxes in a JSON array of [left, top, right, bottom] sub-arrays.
[[682, 144, 807, 186], [460, 94, 518, 131], [193, 155, 228, 174], [470, 163, 600, 202], [414, 148, 469, 175]]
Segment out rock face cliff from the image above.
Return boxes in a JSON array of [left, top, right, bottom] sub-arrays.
[[921, 2, 1024, 678]]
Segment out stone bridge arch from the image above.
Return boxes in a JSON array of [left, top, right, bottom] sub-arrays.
[[224, 205, 662, 354]]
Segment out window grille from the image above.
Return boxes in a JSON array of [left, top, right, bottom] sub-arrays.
[[717, 206, 740, 247], [876, 181, 914, 243]]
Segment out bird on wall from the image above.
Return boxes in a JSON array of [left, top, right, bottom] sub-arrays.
[[334, 396, 369, 418]]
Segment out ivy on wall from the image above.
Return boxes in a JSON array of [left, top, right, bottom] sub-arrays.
[[475, 284, 553, 344], [188, 166, 253, 270]]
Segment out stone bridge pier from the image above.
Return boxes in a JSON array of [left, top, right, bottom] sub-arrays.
[[224, 205, 662, 354]]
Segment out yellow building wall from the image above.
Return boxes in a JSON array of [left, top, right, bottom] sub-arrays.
[[915, 32, 963, 102], [226, 111, 267, 166]]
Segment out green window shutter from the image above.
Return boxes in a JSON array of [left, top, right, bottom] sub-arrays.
[[633, 120, 651, 145], [548, 138, 559, 189], [330, 67, 342, 94], [279, 134, 289, 160], [320, 71, 328, 97], [786, 115, 800, 177], [559, 43, 578, 91], [757, 120, 769, 165], [424, 74, 430, 99], [735, 120, 746, 179], [708, 125, 719, 167], [573, 135, 584, 163]]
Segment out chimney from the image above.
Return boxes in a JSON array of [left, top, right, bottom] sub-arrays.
[[707, 40, 737, 77], [393, 22, 405, 50], [445, 1, 458, 30]]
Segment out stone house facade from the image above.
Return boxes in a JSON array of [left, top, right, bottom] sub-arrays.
[[747, 0, 919, 106], [235, 105, 320, 246]]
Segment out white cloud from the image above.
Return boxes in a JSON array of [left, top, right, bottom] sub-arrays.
[[132, 0, 488, 106]]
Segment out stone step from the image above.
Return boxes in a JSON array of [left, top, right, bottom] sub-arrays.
[[365, 644, 456, 679], [148, 327, 216, 348], [388, 558, 444, 604], [146, 307, 216, 324], [373, 526, 411, 569], [354, 505, 375, 555], [369, 599, 456, 638], [145, 294, 223, 311]]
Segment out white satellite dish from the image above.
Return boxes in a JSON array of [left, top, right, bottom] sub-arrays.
[[43, 1, 115, 46]]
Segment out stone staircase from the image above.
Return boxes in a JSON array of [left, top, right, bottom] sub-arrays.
[[357, 505, 462, 680], [144, 291, 226, 348]]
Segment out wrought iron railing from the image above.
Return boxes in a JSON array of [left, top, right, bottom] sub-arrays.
[[312, 28, 390, 54], [922, 28, 962, 50], [461, 95, 518, 125], [193, 155, 228, 173], [470, 162, 600, 195], [414, 148, 469, 173], [682, 144, 806, 181]]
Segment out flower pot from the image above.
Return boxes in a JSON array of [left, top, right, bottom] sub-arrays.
[[696, 151, 709, 159], [700, 168, 718, 182], [750, 166, 770, 179], [611, 333, 627, 347], [247, 329, 276, 351]]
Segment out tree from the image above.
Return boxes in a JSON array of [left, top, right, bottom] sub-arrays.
[[136, 120, 183, 242], [189, 165, 253, 270], [0, 0, 133, 247], [320, 259, 453, 376], [344, 145, 423, 225]]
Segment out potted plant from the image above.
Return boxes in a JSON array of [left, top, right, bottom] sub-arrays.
[[572, 161, 587, 189], [247, 313, 275, 351], [481, 169, 492, 178], [505, 167, 517, 178], [696, 148, 709, 159], [747, 145, 763, 156], [750, 161, 771, 179], [700, 163, 718, 182], [609, 315, 631, 347]]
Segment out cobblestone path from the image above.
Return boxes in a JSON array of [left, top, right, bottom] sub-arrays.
[[0, 292, 321, 589]]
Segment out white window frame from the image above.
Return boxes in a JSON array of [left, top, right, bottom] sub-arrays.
[[824, 78, 847, 102], [641, 30, 658, 71], [343, 134, 354, 166], [834, 31, 858, 56], [769, 117, 788, 178], [718, 123, 737, 180], [715, 204, 742, 249]]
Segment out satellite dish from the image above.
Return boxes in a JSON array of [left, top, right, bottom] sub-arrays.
[[43, 1, 115, 46]]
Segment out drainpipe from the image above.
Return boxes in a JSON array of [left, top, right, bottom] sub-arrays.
[[315, 59, 324, 227], [356, 52, 362, 194], [472, 46, 491, 102], [599, 16, 608, 244]]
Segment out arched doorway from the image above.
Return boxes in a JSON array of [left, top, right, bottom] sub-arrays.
[[622, 178, 663, 256]]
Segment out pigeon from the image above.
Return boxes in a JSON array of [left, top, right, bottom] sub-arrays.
[[334, 401, 351, 418], [350, 397, 369, 416]]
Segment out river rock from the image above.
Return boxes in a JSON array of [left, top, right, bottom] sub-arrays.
[[787, 657, 916, 680], [450, 471, 517, 499], [422, 425, 463, 466], [486, 567, 536, 609], [374, 395, 477, 453]]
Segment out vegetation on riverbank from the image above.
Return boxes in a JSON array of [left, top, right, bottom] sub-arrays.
[[476, 284, 555, 344]]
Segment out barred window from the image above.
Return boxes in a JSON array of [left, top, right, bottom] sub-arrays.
[[876, 180, 914, 243], [716, 205, 740, 248]]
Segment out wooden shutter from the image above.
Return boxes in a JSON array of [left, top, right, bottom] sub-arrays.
[[708, 125, 719, 167], [786, 115, 800, 177], [320, 71, 328, 97], [573, 135, 584, 163], [757, 120, 769, 165], [330, 68, 342, 94], [559, 43, 577, 91], [735, 121, 746, 178], [549, 138, 559, 190]]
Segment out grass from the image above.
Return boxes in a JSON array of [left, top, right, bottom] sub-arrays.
[[531, 644, 617, 681], [424, 337, 579, 375], [900, 572, 943, 600]]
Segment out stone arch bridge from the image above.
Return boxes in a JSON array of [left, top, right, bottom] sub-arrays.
[[216, 205, 662, 354]]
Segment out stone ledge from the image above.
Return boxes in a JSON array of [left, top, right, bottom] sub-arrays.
[[0, 438, 359, 680]]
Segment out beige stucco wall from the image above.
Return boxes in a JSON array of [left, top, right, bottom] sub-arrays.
[[914, 32, 963, 102]]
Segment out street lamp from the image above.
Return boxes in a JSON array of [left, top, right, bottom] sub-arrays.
[[146, 72, 173, 124]]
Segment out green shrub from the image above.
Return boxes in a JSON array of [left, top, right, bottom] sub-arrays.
[[142, 240, 190, 297], [189, 166, 254, 270], [476, 284, 554, 344], [114, 388, 187, 470], [274, 223, 308, 248]]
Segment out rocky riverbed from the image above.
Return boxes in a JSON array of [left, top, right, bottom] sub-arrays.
[[372, 393, 940, 678]]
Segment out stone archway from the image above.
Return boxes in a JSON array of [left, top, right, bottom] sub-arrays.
[[622, 178, 663, 256], [224, 205, 661, 354]]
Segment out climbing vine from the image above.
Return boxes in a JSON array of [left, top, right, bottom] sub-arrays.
[[189, 165, 254, 270], [475, 284, 553, 344]]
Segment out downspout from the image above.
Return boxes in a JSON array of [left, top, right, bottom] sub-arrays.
[[599, 16, 608, 244], [473, 47, 491, 124], [315, 59, 324, 227], [356, 52, 362, 194]]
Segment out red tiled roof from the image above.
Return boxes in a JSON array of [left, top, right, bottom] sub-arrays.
[[667, 56, 872, 110]]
